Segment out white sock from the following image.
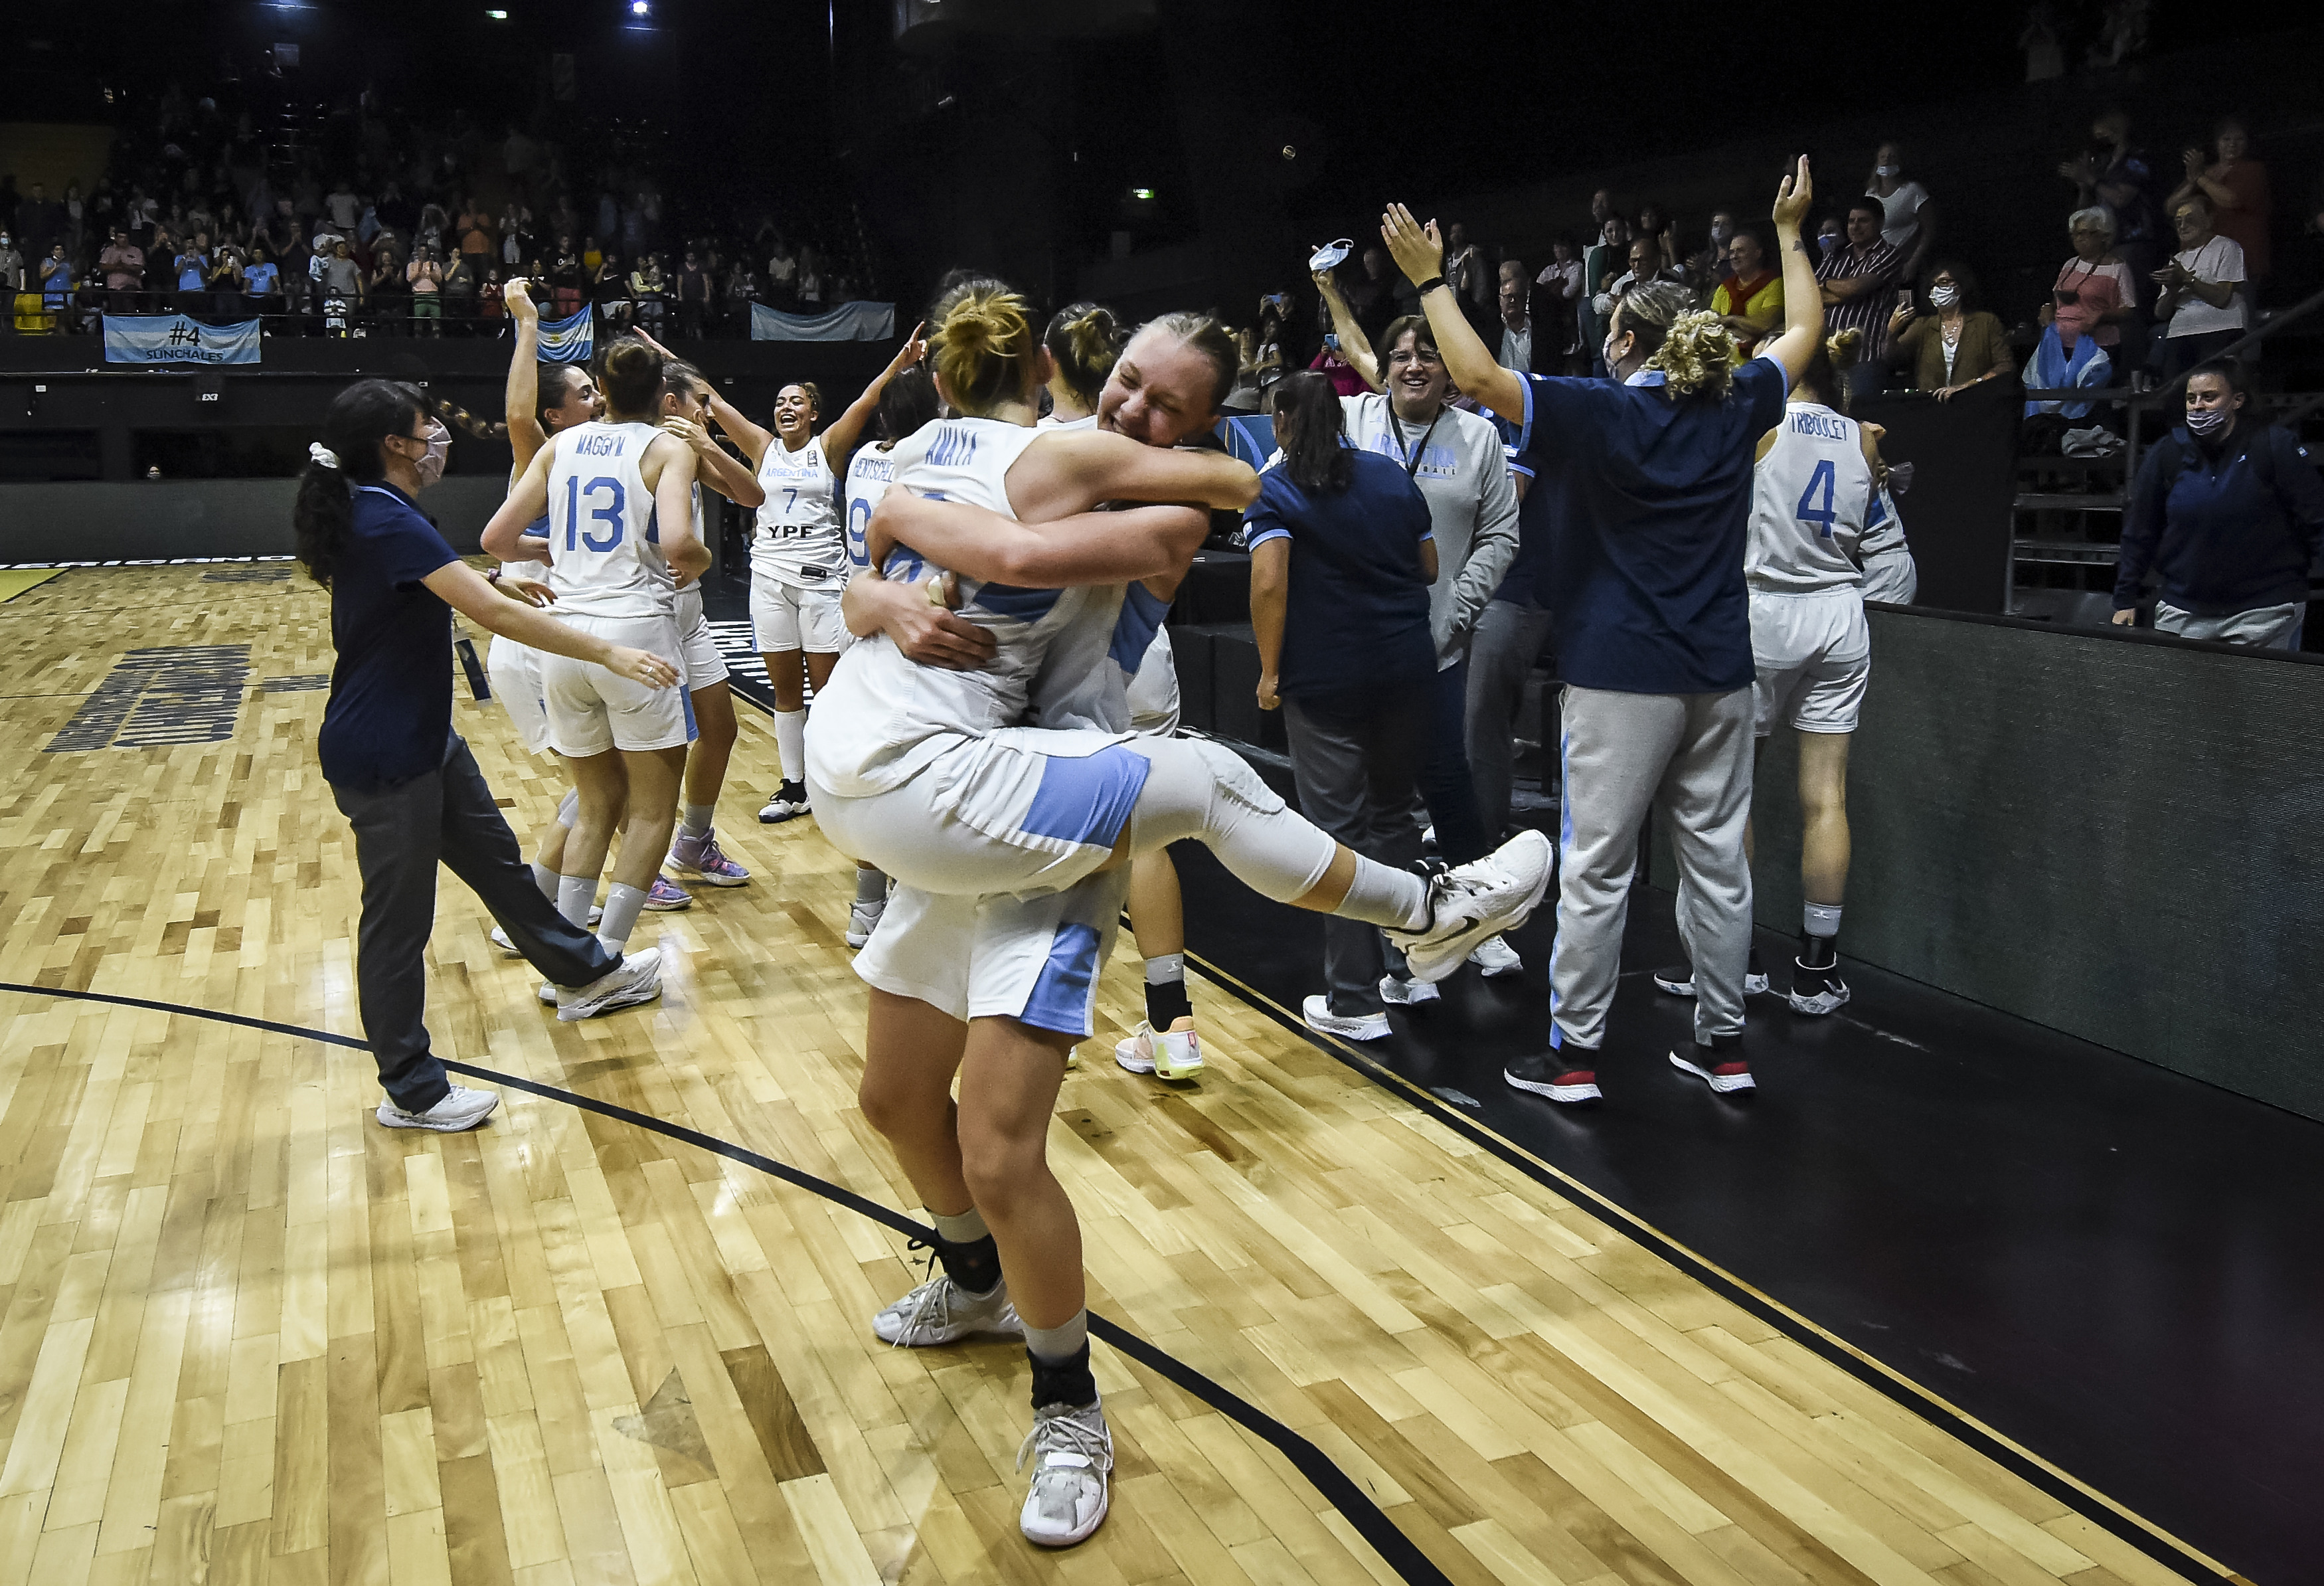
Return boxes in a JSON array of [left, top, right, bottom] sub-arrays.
[[532, 861, 558, 902], [773, 708, 807, 784], [1021, 1309, 1088, 1364], [1335, 856, 1430, 930], [1804, 901, 1843, 938], [680, 803, 714, 839], [1143, 952, 1185, 986], [555, 873, 596, 928], [928, 1207, 989, 1244], [597, 882, 648, 954]]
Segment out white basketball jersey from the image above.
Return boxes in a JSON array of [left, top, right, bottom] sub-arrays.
[[673, 482, 708, 633], [841, 443, 902, 576], [752, 434, 843, 586], [806, 416, 1108, 798], [1748, 402, 1876, 594], [1037, 412, 1098, 430], [1858, 481, 1908, 561], [544, 420, 673, 618]]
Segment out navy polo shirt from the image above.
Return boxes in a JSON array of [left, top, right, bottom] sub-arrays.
[[1243, 450, 1436, 701], [1507, 357, 1791, 694], [318, 482, 463, 791]]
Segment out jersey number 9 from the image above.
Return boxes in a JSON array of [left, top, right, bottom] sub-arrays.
[[565, 476, 627, 552]]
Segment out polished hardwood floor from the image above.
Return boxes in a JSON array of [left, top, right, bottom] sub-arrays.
[[0, 568, 2212, 1585]]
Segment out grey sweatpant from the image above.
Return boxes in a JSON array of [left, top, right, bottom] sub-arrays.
[[1550, 685, 1754, 1053]]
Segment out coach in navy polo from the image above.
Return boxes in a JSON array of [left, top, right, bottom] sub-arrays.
[[1381, 157, 1828, 1106]]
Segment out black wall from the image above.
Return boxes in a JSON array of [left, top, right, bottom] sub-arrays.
[[1738, 610, 2324, 1120]]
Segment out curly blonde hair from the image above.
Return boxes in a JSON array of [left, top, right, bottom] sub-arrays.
[[1617, 282, 1735, 398], [928, 278, 1038, 416]]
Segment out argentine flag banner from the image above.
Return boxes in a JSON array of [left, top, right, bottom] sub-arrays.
[[102, 314, 262, 366], [537, 306, 596, 364]]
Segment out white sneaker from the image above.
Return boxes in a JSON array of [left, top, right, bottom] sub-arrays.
[[1378, 974, 1438, 1006], [757, 780, 811, 824], [1386, 830, 1553, 984], [1114, 1021, 1203, 1079], [494, 905, 601, 955], [1301, 994, 1389, 1041], [537, 981, 558, 1006], [871, 1270, 1023, 1347], [1469, 934, 1523, 977], [376, 1085, 499, 1132], [555, 948, 664, 1022], [845, 897, 886, 948], [1018, 1399, 1113, 1547]]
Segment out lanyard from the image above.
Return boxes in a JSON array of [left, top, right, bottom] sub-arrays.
[[1384, 405, 1443, 480]]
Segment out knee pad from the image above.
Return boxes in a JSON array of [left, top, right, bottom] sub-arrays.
[[557, 788, 580, 828]]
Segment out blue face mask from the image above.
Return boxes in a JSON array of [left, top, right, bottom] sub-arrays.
[[1817, 234, 1842, 256]]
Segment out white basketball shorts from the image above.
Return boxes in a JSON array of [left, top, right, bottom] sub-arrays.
[[750, 576, 846, 655], [1127, 626, 1181, 738], [540, 613, 695, 756], [674, 586, 730, 692], [1859, 546, 1918, 606], [1750, 588, 1870, 737], [485, 636, 554, 756], [853, 867, 1131, 1037], [812, 727, 1149, 900]]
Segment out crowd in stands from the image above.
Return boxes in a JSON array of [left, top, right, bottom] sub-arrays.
[[1222, 109, 2310, 416], [0, 80, 875, 337]]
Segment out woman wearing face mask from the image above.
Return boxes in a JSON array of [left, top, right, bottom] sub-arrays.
[[297, 381, 679, 1136], [2112, 359, 2324, 650], [1865, 141, 1936, 281], [1886, 261, 2015, 400]]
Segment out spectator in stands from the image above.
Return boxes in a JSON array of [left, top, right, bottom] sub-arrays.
[[207, 243, 245, 316], [1533, 237, 1584, 371], [322, 239, 363, 337], [175, 233, 211, 313], [40, 244, 72, 329], [1709, 229, 1782, 361], [593, 253, 629, 330], [1580, 216, 1629, 373], [2151, 197, 2247, 379], [1888, 262, 2015, 399], [1444, 220, 1491, 337], [2114, 360, 2324, 650], [2167, 118, 2272, 290], [479, 266, 505, 323], [243, 245, 280, 321], [1695, 213, 1740, 286], [406, 244, 444, 335], [1635, 202, 1678, 269], [326, 178, 361, 236], [0, 232, 21, 335], [63, 182, 85, 259], [457, 201, 494, 280], [1245, 371, 1440, 1041], [1817, 198, 1903, 400], [1495, 260, 1549, 374], [369, 241, 409, 335], [1594, 235, 1684, 331], [797, 244, 826, 311], [17, 183, 62, 258], [767, 237, 798, 308], [1343, 245, 1397, 345], [725, 264, 760, 332], [2044, 208, 2137, 353], [2064, 110, 2165, 280], [630, 253, 669, 335], [440, 248, 475, 327], [549, 238, 583, 316], [675, 248, 712, 338], [1866, 143, 1936, 281]]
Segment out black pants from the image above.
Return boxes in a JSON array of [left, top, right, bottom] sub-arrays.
[[1282, 685, 1428, 1017], [1413, 661, 1488, 866], [331, 734, 616, 1112]]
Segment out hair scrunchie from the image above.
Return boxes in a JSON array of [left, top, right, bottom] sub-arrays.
[[309, 442, 341, 469]]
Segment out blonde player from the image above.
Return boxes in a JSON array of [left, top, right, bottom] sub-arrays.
[[699, 332, 928, 822], [481, 341, 705, 1006]]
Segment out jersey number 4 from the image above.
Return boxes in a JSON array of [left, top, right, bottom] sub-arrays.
[[1795, 459, 1838, 540], [565, 476, 627, 551]]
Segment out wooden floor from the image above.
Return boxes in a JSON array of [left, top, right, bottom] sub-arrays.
[[0, 567, 2202, 1586]]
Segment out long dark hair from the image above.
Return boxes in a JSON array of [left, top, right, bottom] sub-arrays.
[[293, 379, 427, 588], [1268, 371, 1352, 493], [872, 367, 940, 446]]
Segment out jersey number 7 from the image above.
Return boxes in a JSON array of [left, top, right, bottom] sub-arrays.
[[1795, 459, 1838, 540]]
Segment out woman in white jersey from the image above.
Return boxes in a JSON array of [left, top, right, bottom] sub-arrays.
[[649, 353, 764, 891], [808, 283, 1552, 1549], [703, 333, 930, 823], [1655, 333, 1878, 1017], [836, 367, 944, 948], [481, 340, 707, 988]]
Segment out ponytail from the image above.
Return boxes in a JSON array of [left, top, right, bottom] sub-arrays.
[[1268, 371, 1353, 495], [1617, 282, 1736, 400], [600, 336, 665, 418], [293, 379, 426, 588], [1044, 302, 1127, 406], [928, 278, 1038, 416]]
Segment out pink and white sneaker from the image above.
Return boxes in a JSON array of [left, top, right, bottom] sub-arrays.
[[1114, 1021, 1204, 1079], [645, 876, 693, 912], [669, 829, 750, 887]]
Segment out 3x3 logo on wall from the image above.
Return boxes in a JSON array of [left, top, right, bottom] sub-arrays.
[[47, 646, 252, 752]]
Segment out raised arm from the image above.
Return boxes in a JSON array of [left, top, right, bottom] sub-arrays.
[[481, 442, 556, 563], [1314, 269, 1382, 391], [819, 323, 928, 472], [1380, 203, 1525, 426], [871, 491, 1207, 588], [1763, 157, 1825, 387], [504, 280, 551, 470]]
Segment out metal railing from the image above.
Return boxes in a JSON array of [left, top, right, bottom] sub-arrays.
[[9, 290, 766, 341]]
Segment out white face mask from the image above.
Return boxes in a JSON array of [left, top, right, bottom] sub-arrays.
[[2185, 404, 2232, 438], [413, 419, 451, 487], [1929, 284, 1961, 308], [1876, 163, 1901, 178]]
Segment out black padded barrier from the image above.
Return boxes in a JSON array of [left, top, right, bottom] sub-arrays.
[[1740, 606, 2324, 1120]]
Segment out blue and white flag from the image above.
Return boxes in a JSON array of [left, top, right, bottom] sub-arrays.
[[102, 314, 261, 366], [750, 301, 896, 342], [537, 306, 596, 364]]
